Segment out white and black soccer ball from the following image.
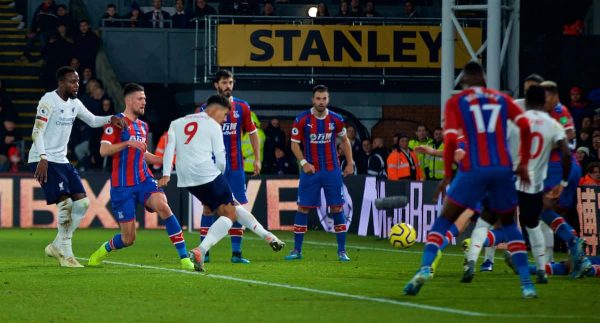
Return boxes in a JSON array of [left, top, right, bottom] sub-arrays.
[[389, 223, 417, 249]]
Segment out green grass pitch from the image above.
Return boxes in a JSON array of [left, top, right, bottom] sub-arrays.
[[0, 229, 598, 322]]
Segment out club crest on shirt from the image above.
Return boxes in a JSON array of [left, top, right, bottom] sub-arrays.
[[329, 122, 335, 130], [233, 109, 240, 119]]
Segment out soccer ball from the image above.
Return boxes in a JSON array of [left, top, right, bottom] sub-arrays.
[[389, 223, 417, 249]]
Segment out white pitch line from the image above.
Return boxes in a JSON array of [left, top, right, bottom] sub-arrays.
[[76, 257, 598, 320]]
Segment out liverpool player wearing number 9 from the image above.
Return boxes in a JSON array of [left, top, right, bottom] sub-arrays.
[[403, 62, 537, 298], [88, 83, 195, 270], [159, 95, 285, 272], [285, 85, 355, 261]]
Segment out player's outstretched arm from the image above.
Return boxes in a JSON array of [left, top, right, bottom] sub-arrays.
[[161, 124, 177, 177], [76, 102, 116, 128]]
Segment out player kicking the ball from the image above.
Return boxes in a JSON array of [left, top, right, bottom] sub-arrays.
[[158, 94, 285, 272], [87, 83, 195, 270], [30, 66, 125, 268]]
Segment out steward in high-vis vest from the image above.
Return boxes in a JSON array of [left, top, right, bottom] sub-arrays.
[[242, 111, 265, 174], [387, 133, 424, 181], [425, 127, 445, 180]]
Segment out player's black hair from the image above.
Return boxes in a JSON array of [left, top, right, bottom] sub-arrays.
[[206, 94, 230, 109], [312, 84, 328, 95], [524, 73, 544, 84], [123, 83, 144, 97], [525, 85, 546, 109], [213, 69, 234, 83], [56, 66, 77, 81], [462, 61, 484, 77]]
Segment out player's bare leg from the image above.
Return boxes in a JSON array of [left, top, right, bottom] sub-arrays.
[[88, 221, 136, 267], [146, 192, 195, 271]]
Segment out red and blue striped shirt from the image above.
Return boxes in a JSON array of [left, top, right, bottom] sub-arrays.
[[549, 103, 574, 163], [101, 113, 153, 187], [197, 97, 256, 171], [291, 108, 346, 172], [444, 87, 527, 173]]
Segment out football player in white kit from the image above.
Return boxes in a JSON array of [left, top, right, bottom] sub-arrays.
[[29, 66, 124, 267], [158, 94, 285, 272]]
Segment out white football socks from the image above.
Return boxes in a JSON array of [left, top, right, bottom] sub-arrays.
[[55, 198, 73, 257], [65, 198, 89, 257], [235, 205, 273, 241], [467, 217, 492, 263], [199, 216, 233, 256], [483, 247, 496, 263], [540, 221, 554, 263], [526, 223, 546, 271]]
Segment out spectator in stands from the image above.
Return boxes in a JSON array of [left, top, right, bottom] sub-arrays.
[[408, 124, 432, 176], [145, 0, 171, 28], [267, 144, 298, 175], [346, 125, 361, 157], [367, 137, 387, 177], [0, 80, 19, 172], [336, 0, 351, 18], [262, 1, 276, 16], [591, 135, 600, 161], [349, 0, 362, 17], [18, 0, 58, 63], [263, 117, 286, 170], [193, 0, 217, 18], [69, 57, 80, 72], [41, 23, 74, 90], [391, 133, 400, 151], [56, 4, 75, 36], [593, 114, 600, 131], [580, 162, 600, 185], [79, 67, 94, 94], [89, 97, 115, 169], [219, 0, 260, 16], [568, 86, 593, 133], [387, 133, 423, 181], [576, 147, 591, 175], [355, 138, 371, 174], [73, 19, 100, 72], [404, 0, 420, 18], [313, 2, 330, 24], [424, 127, 445, 180], [577, 128, 592, 150], [364, 0, 381, 17], [172, 0, 193, 28], [101, 4, 121, 28], [12, 0, 26, 30], [581, 116, 592, 131], [124, 2, 146, 28], [73, 79, 106, 170]]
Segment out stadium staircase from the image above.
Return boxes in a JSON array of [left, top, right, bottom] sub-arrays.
[[0, 0, 44, 154]]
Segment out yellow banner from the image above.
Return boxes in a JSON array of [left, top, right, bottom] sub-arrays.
[[217, 24, 482, 68]]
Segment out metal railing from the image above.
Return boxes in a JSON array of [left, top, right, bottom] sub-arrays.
[[195, 15, 485, 84]]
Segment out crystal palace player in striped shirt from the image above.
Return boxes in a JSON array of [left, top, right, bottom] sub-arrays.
[[285, 85, 355, 261], [88, 83, 195, 271], [196, 70, 262, 264], [403, 62, 537, 298]]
